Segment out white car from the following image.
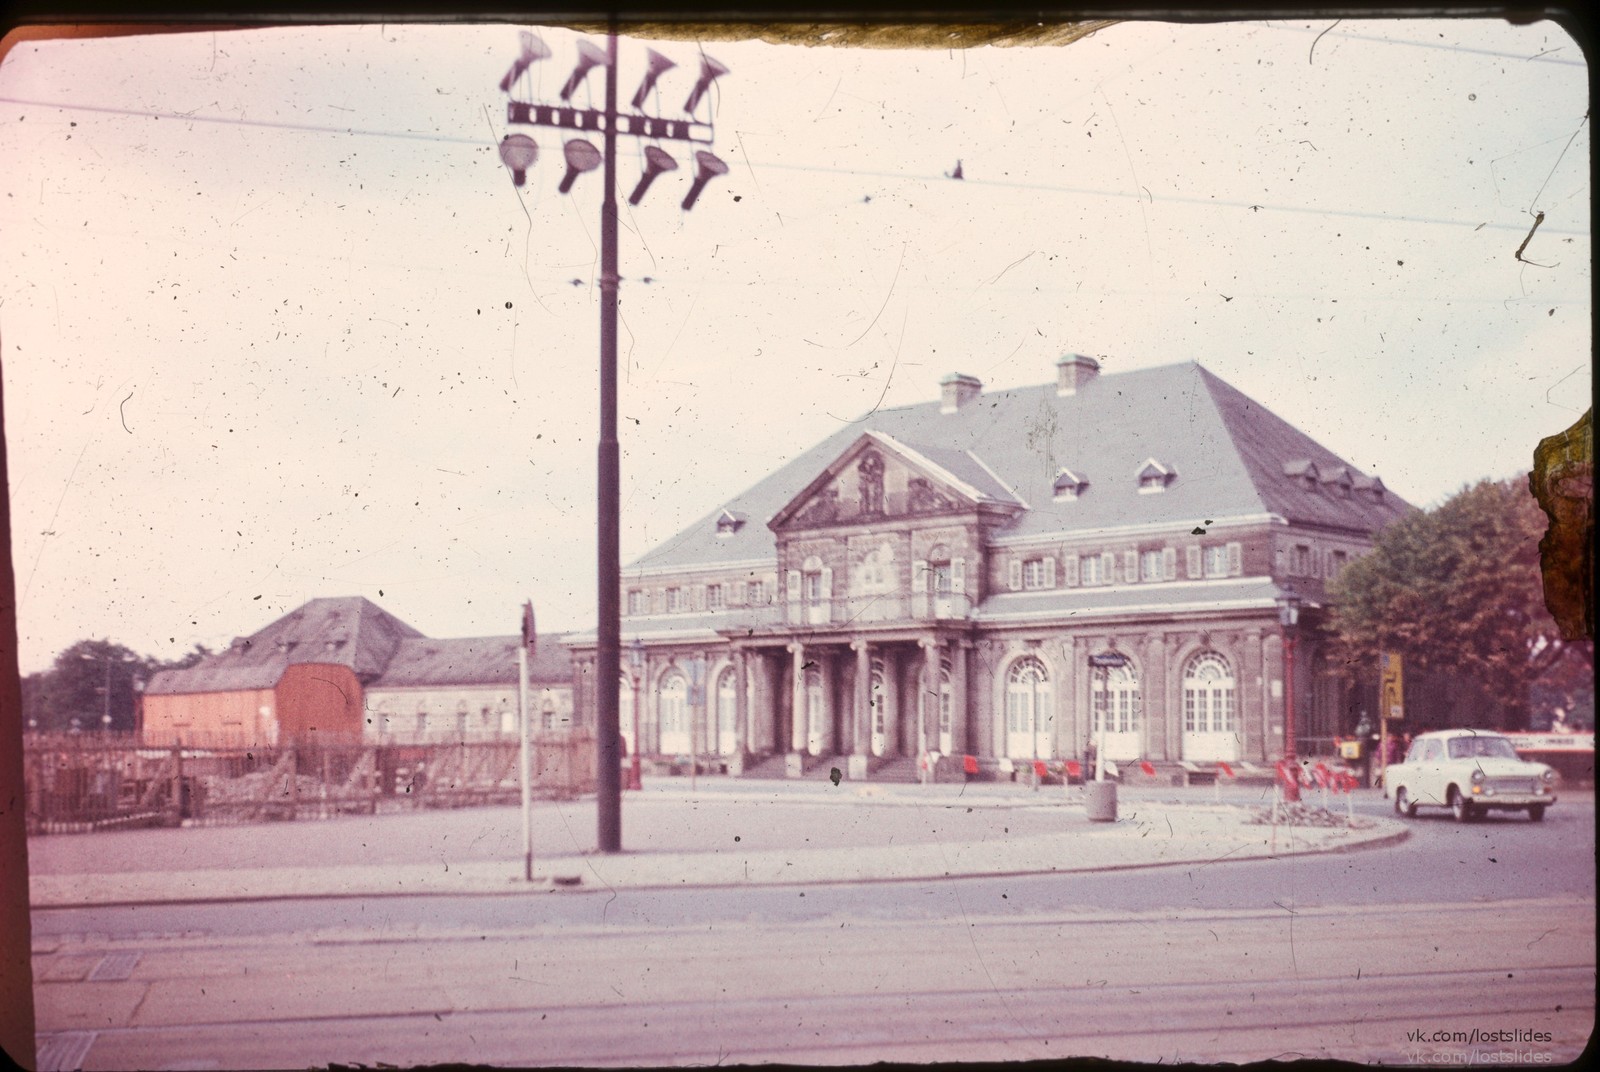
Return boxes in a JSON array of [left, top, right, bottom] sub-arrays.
[[1384, 729, 1558, 822]]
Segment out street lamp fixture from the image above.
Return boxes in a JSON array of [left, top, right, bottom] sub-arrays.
[[1277, 586, 1302, 803], [560, 38, 610, 101], [683, 54, 729, 115], [499, 134, 540, 187], [498, 30, 552, 93], [682, 151, 728, 211], [558, 138, 603, 193], [628, 638, 645, 792], [628, 145, 679, 206], [631, 49, 676, 110]]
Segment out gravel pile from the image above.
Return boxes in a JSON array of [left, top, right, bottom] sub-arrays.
[[1245, 801, 1376, 829]]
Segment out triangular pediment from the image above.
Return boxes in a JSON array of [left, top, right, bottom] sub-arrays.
[[769, 431, 1018, 531]]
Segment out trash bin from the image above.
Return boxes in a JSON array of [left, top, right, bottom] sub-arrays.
[[1085, 779, 1118, 822]]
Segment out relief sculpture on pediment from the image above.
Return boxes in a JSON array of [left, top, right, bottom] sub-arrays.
[[907, 477, 958, 515], [858, 451, 885, 517], [796, 486, 841, 526]]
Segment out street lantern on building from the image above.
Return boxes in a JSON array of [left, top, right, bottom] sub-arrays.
[[1277, 585, 1303, 803], [496, 29, 729, 854]]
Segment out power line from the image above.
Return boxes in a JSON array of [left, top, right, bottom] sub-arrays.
[[3, 93, 1589, 238]]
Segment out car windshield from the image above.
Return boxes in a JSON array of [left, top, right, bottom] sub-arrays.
[[1446, 736, 1520, 760]]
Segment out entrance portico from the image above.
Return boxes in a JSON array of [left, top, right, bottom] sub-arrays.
[[727, 624, 973, 779]]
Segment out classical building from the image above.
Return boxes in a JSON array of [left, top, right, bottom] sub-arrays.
[[142, 596, 572, 747], [569, 357, 1409, 779]]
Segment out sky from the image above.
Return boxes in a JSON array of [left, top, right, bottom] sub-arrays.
[[0, 17, 1590, 675]]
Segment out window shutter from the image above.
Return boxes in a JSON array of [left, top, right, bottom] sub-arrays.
[[819, 566, 833, 619], [786, 570, 801, 622], [912, 559, 929, 592], [1227, 542, 1243, 577], [1064, 554, 1080, 587], [1186, 546, 1202, 579], [1123, 550, 1138, 584], [1101, 551, 1116, 585], [1163, 547, 1177, 581], [952, 558, 966, 594], [1043, 557, 1056, 588], [1008, 559, 1023, 591]]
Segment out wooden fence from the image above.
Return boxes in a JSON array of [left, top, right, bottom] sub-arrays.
[[22, 732, 597, 834]]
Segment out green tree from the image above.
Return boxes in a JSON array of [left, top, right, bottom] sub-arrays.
[[20, 639, 210, 734], [1328, 476, 1580, 731]]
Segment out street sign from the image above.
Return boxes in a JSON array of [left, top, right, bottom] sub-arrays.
[[1088, 652, 1129, 668], [1380, 651, 1404, 721]]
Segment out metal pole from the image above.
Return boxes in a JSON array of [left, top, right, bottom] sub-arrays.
[[594, 30, 623, 854], [103, 659, 111, 733], [518, 643, 533, 881], [629, 669, 643, 791], [1283, 625, 1300, 803], [1095, 667, 1106, 783]]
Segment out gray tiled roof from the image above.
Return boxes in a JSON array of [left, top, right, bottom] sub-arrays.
[[146, 596, 423, 696], [629, 362, 1411, 573], [149, 598, 576, 696], [371, 634, 573, 688]]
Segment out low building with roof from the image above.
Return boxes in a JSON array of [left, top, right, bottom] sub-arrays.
[[567, 355, 1411, 780], [141, 596, 571, 747]]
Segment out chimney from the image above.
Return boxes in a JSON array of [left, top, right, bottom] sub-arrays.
[[939, 372, 983, 413], [1056, 353, 1101, 395]]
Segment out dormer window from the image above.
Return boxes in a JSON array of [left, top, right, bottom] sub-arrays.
[[715, 509, 746, 537], [1322, 466, 1354, 499], [1136, 459, 1173, 494], [1283, 459, 1321, 491], [1053, 468, 1088, 502], [1354, 474, 1387, 502]]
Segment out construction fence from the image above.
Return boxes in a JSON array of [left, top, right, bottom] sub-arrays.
[[22, 732, 597, 835]]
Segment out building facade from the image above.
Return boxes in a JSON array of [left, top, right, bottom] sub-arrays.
[[570, 357, 1409, 778], [143, 596, 572, 747]]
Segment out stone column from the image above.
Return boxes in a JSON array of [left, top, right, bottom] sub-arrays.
[[730, 649, 749, 774], [817, 649, 837, 756], [949, 638, 969, 758], [850, 639, 871, 779], [883, 648, 902, 757], [787, 641, 806, 775], [917, 637, 939, 771]]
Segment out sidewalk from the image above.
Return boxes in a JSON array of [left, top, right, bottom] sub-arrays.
[[29, 780, 1408, 908]]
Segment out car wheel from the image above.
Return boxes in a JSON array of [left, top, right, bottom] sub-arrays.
[[1528, 805, 1546, 822], [1450, 788, 1477, 823], [1394, 787, 1417, 818]]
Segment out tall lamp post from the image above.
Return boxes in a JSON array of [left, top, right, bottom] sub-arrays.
[[627, 638, 644, 791], [80, 648, 136, 737], [689, 653, 706, 792], [1277, 587, 1302, 803], [497, 29, 728, 854]]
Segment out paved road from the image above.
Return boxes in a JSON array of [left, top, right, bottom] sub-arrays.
[[31, 786, 1593, 940], [34, 897, 1595, 1068], [29, 783, 1595, 1069]]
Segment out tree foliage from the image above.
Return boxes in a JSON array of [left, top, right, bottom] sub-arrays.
[[21, 640, 211, 733], [1328, 476, 1586, 730]]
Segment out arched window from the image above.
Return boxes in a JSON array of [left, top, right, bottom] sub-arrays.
[[715, 666, 738, 755], [1005, 656, 1053, 759], [1182, 652, 1239, 761], [1091, 664, 1142, 761], [658, 671, 690, 755]]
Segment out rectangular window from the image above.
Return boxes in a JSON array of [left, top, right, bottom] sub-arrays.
[[1023, 558, 1053, 589], [1293, 545, 1312, 576], [1331, 550, 1348, 578], [666, 587, 684, 613], [1081, 554, 1104, 586], [707, 584, 724, 610], [627, 590, 646, 616], [804, 572, 823, 602], [1140, 550, 1163, 582], [1063, 553, 1080, 587], [1204, 546, 1229, 578], [1186, 546, 1203, 579]]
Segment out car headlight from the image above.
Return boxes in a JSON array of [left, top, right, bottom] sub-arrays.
[[1543, 769, 1556, 783], [1470, 769, 1485, 784]]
